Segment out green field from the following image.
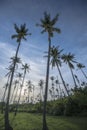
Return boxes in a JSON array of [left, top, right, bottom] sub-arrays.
[[0, 113, 87, 130]]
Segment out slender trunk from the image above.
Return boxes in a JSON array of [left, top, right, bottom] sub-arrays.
[[69, 66, 77, 88], [56, 84, 59, 99], [74, 75, 81, 87], [10, 84, 16, 104], [14, 71, 25, 116], [1, 75, 10, 114], [13, 84, 19, 103], [5, 42, 20, 130], [81, 68, 87, 79], [43, 35, 51, 130], [2, 76, 10, 103], [28, 88, 30, 103], [1, 87, 7, 114], [33, 87, 34, 104], [56, 63, 69, 96], [40, 87, 42, 102]]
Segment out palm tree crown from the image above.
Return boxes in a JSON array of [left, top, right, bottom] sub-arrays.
[[50, 45, 63, 67], [62, 53, 76, 69], [36, 12, 61, 37], [12, 23, 31, 43], [21, 63, 30, 74], [77, 63, 85, 69]]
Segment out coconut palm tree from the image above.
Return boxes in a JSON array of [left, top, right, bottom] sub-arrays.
[[38, 79, 44, 102], [32, 84, 35, 104], [49, 89, 52, 100], [14, 63, 30, 116], [55, 77, 61, 99], [13, 73, 23, 103], [10, 80, 19, 104], [26, 80, 32, 103], [1, 83, 9, 114], [74, 74, 81, 87], [50, 76, 55, 100], [50, 45, 69, 96], [36, 12, 60, 130], [62, 53, 77, 88], [77, 63, 87, 79], [5, 24, 30, 130]]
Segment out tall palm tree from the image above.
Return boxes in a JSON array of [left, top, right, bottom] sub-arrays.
[[5, 24, 30, 130], [32, 84, 35, 104], [10, 80, 19, 104], [77, 63, 87, 79], [37, 12, 60, 130], [15, 63, 30, 115], [50, 76, 55, 100], [55, 77, 61, 99], [1, 65, 14, 114], [13, 73, 23, 103], [50, 45, 69, 96], [74, 74, 81, 87], [62, 53, 77, 88], [26, 80, 32, 103], [1, 83, 9, 114], [38, 79, 44, 102], [49, 89, 52, 100]]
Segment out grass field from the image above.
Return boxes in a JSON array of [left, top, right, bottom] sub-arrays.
[[0, 113, 87, 130]]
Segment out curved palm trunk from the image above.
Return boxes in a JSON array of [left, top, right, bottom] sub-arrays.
[[55, 83, 59, 99], [56, 63, 69, 96], [81, 68, 87, 79], [1, 76, 10, 114], [43, 35, 51, 130], [28, 88, 30, 103], [69, 65, 77, 88], [33, 86, 34, 104], [13, 84, 19, 103], [74, 75, 81, 87], [14, 71, 25, 116], [5, 42, 20, 130], [10, 84, 17, 104]]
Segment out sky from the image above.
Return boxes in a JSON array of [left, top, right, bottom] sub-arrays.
[[0, 0, 87, 101]]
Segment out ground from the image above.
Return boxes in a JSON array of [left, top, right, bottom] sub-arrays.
[[0, 113, 87, 130]]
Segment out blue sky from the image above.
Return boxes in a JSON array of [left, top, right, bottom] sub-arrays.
[[0, 0, 87, 100]]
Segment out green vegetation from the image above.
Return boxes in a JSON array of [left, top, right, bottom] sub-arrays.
[[0, 113, 87, 130]]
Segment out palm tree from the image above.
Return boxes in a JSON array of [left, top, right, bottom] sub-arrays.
[[1, 83, 9, 114], [49, 89, 52, 100], [50, 76, 55, 100], [50, 45, 69, 96], [37, 12, 60, 130], [62, 53, 77, 88], [10, 80, 19, 104], [26, 80, 32, 103], [77, 63, 87, 79], [15, 63, 30, 115], [55, 77, 61, 99], [74, 74, 81, 87], [13, 73, 23, 103], [32, 84, 35, 104], [5, 23, 30, 130], [38, 79, 44, 102]]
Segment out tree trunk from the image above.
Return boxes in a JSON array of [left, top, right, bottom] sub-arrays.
[[14, 71, 25, 116], [10, 84, 16, 104], [69, 66, 77, 88], [5, 42, 20, 130], [42, 35, 51, 130], [56, 63, 69, 96], [81, 68, 87, 79]]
